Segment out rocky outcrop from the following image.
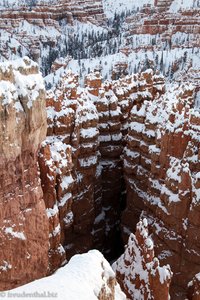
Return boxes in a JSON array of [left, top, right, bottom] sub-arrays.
[[0, 0, 106, 71], [39, 70, 101, 269], [0, 57, 49, 290], [0, 0, 105, 26], [188, 273, 200, 300], [122, 70, 200, 298], [39, 68, 134, 265], [155, 0, 174, 12], [113, 219, 172, 300]]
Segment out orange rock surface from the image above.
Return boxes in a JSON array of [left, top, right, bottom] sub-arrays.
[[113, 219, 172, 300], [0, 57, 49, 290]]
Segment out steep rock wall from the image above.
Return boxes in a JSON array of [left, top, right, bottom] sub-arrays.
[[122, 72, 200, 298], [39, 70, 101, 269], [1, 56, 200, 300], [0, 57, 49, 290], [39, 67, 169, 265]]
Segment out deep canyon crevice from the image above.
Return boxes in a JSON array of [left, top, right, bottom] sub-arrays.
[[37, 65, 200, 299], [0, 54, 200, 300]]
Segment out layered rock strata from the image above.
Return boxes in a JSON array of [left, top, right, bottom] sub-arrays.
[[39, 70, 101, 268], [39, 67, 169, 266], [0, 0, 199, 82], [113, 219, 172, 300], [0, 0, 106, 67], [0, 0, 105, 26], [85, 72, 124, 258], [1, 56, 200, 300], [0, 57, 49, 290], [122, 72, 200, 298], [39, 68, 130, 265]]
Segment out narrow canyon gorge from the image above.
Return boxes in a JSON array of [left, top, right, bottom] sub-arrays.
[[0, 55, 200, 299], [0, 0, 200, 300]]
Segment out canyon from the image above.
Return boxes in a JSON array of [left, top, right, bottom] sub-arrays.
[[0, 0, 200, 299], [0, 55, 200, 299]]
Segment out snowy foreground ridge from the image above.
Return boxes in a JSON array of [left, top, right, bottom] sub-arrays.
[[1, 250, 125, 300]]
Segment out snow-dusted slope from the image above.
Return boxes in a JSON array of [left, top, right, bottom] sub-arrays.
[[102, 0, 154, 18], [4, 250, 125, 300], [169, 0, 200, 12], [0, 0, 57, 8], [0, 0, 199, 82]]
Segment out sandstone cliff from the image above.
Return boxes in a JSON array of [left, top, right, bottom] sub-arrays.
[[0, 57, 48, 289], [38, 70, 101, 269], [121, 70, 200, 299], [39, 66, 200, 299], [1, 55, 200, 300]]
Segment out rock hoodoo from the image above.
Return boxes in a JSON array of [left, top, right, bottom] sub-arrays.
[[39, 70, 101, 269], [113, 219, 172, 300], [188, 273, 200, 300]]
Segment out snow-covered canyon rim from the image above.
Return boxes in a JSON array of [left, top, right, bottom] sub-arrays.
[[2, 250, 125, 300]]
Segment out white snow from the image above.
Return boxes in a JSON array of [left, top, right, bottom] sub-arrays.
[[0, 0, 57, 8], [102, 0, 154, 18], [4, 250, 126, 300], [169, 0, 199, 13], [0, 57, 45, 112], [60, 175, 74, 190], [4, 227, 26, 240], [46, 204, 59, 218], [0, 261, 12, 272]]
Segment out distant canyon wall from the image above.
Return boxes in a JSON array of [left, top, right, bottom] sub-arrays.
[[0, 0, 199, 80]]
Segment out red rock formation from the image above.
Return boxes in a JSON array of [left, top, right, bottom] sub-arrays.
[[0, 0, 105, 26], [0, 57, 49, 290], [85, 71, 124, 257], [1, 54, 200, 300], [0, 0, 199, 83], [155, 0, 174, 12], [39, 70, 101, 268], [188, 274, 200, 300], [30, 65, 200, 299], [122, 70, 200, 298], [113, 219, 172, 300]]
